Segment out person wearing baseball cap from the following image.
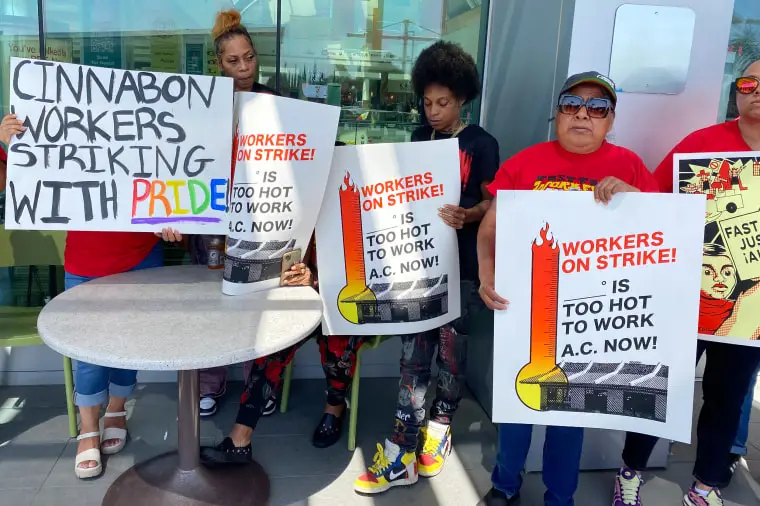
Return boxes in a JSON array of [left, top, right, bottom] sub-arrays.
[[476, 71, 658, 506]]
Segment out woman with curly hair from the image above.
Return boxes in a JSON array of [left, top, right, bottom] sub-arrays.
[[354, 40, 500, 495]]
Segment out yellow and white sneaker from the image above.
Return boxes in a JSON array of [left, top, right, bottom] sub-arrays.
[[418, 421, 452, 477], [354, 439, 418, 494]]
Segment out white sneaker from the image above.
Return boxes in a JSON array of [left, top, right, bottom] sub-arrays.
[[262, 395, 277, 417], [200, 397, 217, 417]]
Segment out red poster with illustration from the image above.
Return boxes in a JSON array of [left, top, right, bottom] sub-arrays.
[[674, 152, 760, 347]]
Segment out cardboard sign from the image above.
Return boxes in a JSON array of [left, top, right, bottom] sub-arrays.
[[493, 191, 704, 442], [674, 152, 760, 346], [222, 92, 340, 295], [315, 140, 462, 335], [4, 58, 233, 233]]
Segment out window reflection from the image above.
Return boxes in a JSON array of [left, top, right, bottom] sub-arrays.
[[1, 0, 486, 145], [278, 0, 485, 145], [0, 0, 486, 268], [609, 4, 695, 95], [720, 0, 760, 121]]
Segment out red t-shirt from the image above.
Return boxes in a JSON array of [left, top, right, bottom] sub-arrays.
[[0, 145, 7, 163], [653, 120, 752, 193], [487, 141, 659, 194], [65, 232, 159, 277]]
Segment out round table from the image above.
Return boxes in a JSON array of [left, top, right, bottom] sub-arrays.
[[37, 265, 323, 506]]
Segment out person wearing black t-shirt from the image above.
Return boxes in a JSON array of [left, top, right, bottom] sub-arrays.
[[355, 40, 500, 495]]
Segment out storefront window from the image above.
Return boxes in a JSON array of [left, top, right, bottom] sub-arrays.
[[0, 0, 486, 270], [4, 0, 486, 147], [277, 0, 487, 144], [0, 0, 41, 116], [719, 0, 760, 121]]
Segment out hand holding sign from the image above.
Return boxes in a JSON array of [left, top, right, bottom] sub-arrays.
[[0, 114, 25, 145], [154, 228, 183, 243], [594, 176, 640, 205], [438, 204, 467, 229]]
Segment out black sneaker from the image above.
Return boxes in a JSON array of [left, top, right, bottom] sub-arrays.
[[477, 487, 520, 506], [200, 437, 252, 466], [199, 396, 217, 417], [262, 395, 277, 417], [312, 408, 345, 448]]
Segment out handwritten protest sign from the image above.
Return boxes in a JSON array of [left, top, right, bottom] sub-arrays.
[[4, 58, 233, 233], [315, 140, 461, 336], [674, 152, 760, 347], [222, 93, 340, 295], [493, 191, 704, 441]]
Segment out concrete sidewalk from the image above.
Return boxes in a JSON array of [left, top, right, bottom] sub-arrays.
[[0, 378, 758, 505]]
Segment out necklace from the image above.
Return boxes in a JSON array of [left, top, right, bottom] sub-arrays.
[[431, 121, 466, 140]]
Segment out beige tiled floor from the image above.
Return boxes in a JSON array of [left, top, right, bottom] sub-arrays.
[[0, 378, 758, 505]]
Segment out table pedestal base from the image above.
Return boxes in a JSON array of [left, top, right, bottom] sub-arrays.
[[102, 451, 270, 506]]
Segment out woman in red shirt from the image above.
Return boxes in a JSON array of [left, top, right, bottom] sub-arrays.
[[2, 112, 180, 479], [477, 72, 657, 506], [613, 59, 760, 506]]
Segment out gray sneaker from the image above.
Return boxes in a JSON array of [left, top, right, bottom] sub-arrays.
[[199, 396, 217, 417]]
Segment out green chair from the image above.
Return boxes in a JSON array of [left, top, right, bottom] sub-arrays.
[[279, 335, 391, 451], [0, 227, 77, 438]]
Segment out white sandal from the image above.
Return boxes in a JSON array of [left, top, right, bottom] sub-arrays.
[[74, 432, 103, 479], [100, 411, 128, 455]]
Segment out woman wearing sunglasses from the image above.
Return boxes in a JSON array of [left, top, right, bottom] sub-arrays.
[[612, 59, 760, 506], [477, 71, 658, 506]]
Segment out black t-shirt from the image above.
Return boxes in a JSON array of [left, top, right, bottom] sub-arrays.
[[411, 124, 500, 281], [252, 82, 280, 96]]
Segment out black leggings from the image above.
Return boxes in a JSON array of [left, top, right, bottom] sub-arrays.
[[623, 340, 760, 488], [236, 332, 368, 429]]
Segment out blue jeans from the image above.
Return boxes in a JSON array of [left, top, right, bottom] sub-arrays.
[[492, 423, 584, 506], [66, 243, 163, 407], [732, 363, 760, 455]]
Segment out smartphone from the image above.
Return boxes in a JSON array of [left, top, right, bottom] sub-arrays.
[[280, 248, 302, 277]]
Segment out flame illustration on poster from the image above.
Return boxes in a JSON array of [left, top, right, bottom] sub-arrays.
[[227, 123, 239, 211], [337, 171, 376, 323], [515, 223, 568, 410]]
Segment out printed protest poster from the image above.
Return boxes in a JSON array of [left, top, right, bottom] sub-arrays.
[[492, 191, 704, 441], [315, 140, 462, 336], [222, 93, 340, 295], [674, 152, 760, 347], [4, 57, 233, 234]]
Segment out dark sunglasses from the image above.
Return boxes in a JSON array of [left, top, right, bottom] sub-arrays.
[[557, 94, 614, 118], [736, 76, 760, 95]]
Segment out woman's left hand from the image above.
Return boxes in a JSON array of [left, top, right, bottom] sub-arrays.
[[154, 228, 182, 243], [281, 263, 313, 287], [594, 176, 639, 205], [438, 205, 468, 229]]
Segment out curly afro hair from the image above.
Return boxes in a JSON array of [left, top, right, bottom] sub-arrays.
[[411, 41, 481, 103]]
